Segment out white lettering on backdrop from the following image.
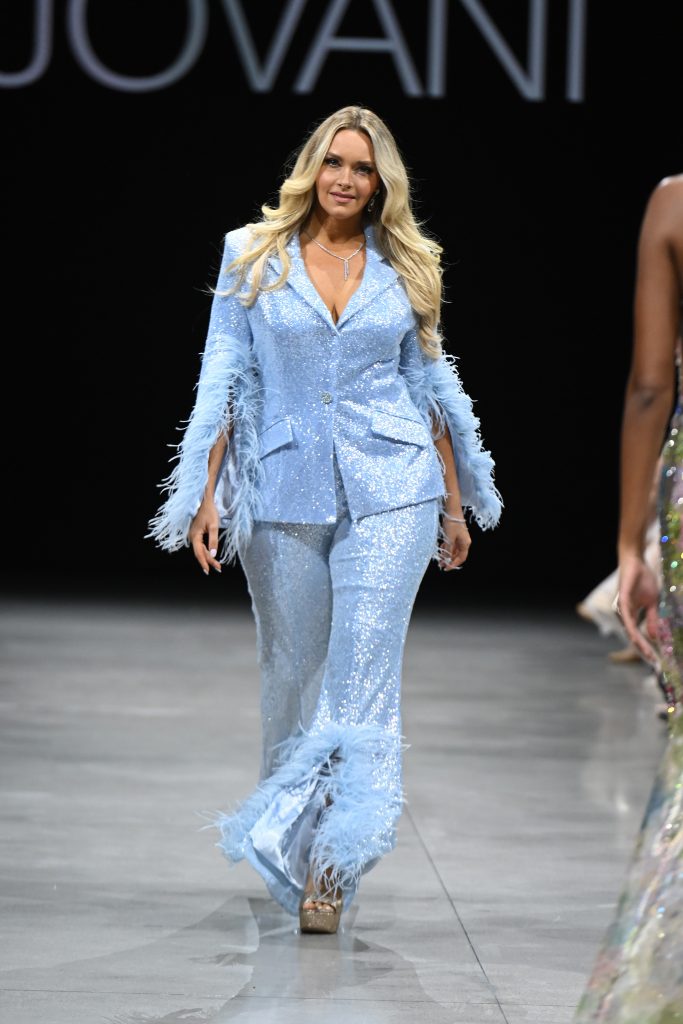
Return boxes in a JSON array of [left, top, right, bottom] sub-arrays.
[[1, 0, 588, 101]]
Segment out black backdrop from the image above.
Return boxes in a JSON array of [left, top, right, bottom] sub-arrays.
[[4, 1, 683, 608]]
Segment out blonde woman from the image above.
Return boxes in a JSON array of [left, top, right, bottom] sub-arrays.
[[148, 106, 501, 933]]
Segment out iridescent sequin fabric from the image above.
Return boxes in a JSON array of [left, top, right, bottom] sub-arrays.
[[204, 455, 439, 915], [574, 411, 683, 1023], [147, 225, 501, 564], [165, 223, 500, 918]]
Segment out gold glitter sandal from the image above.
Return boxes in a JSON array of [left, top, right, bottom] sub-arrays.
[[299, 870, 343, 934]]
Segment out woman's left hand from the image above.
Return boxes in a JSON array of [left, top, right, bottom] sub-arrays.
[[616, 552, 660, 663], [438, 518, 471, 571]]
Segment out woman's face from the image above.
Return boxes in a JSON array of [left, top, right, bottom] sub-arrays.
[[314, 129, 380, 224]]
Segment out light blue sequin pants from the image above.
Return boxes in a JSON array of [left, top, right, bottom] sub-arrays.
[[208, 456, 439, 915]]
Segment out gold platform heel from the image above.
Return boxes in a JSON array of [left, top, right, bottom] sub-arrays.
[[299, 869, 343, 934]]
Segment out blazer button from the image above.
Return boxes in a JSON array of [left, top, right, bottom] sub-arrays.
[[321, 392, 333, 404]]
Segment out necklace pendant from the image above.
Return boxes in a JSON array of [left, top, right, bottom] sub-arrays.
[[343, 259, 349, 281]]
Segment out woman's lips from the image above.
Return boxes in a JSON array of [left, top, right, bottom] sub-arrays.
[[330, 192, 354, 203]]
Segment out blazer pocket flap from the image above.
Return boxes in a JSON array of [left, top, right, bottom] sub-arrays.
[[258, 417, 294, 457], [370, 411, 430, 447]]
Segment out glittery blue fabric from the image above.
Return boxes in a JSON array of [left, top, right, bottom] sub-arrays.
[[147, 225, 501, 564], [153, 222, 501, 916], [202, 456, 439, 915]]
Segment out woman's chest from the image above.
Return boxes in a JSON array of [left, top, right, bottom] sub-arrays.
[[249, 275, 415, 358], [300, 246, 366, 325]]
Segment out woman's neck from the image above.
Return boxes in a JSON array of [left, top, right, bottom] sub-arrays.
[[304, 213, 365, 247]]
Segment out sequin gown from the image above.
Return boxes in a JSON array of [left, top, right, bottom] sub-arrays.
[[573, 404, 683, 1022]]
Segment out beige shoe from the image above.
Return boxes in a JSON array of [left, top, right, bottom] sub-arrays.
[[299, 869, 343, 935], [576, 601, 595, 623], [608, 644, 642, 664]]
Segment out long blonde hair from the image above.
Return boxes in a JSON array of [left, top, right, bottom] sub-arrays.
[[221, 105, 444, 357]]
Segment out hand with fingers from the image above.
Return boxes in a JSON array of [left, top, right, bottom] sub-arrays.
[[616, 552, 660, 664], [189, 498, 222, 575], [438, 517, 471, 572]]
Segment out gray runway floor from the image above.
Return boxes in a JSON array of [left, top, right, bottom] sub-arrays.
[[0, 594, 667, 1023]]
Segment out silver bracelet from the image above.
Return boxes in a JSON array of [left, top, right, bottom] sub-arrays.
[[442, 511, 467, 524]]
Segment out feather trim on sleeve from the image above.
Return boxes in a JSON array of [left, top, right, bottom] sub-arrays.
[[146, 230, 263, 563], [399, 329, 503, 530]]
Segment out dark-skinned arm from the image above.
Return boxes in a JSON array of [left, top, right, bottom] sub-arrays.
[[617, 178, 683, 659]]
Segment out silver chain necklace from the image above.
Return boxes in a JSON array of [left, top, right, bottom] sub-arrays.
[[303, 229, 366, 281]]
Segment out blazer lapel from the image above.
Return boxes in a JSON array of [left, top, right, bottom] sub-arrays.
[[266, 225, 399, 330], [335, 227, 398, 329], [267, 233, 338, 328]]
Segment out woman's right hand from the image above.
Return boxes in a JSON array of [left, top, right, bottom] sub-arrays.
[[617, 552, 660, 663], [189, 498, 222, 575]]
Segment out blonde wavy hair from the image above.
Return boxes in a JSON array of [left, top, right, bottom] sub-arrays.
[[220, 105, 444, 357]]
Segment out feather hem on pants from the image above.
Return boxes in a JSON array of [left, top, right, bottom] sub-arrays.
[[199, 721, 403, 916]]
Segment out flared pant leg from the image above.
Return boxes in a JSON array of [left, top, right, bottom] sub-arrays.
[[207, 468, 439, 915], [237, 519, 336, 781], [311, 495, 439, 733]]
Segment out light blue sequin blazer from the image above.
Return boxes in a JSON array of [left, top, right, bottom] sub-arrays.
[[148, 225, 502, 562]]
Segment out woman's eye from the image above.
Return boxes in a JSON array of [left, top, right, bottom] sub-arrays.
[[358, 165, 373, 174], [324, 157, 340, 166]]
